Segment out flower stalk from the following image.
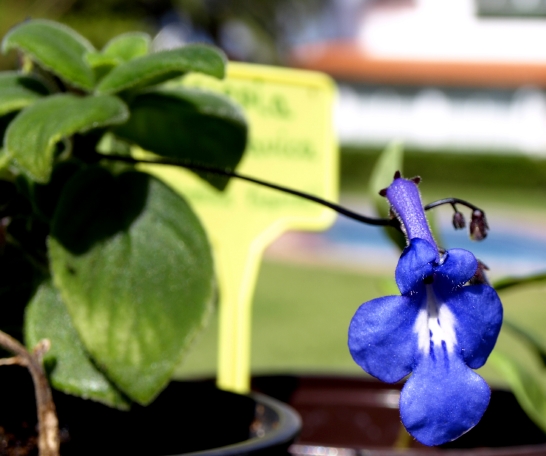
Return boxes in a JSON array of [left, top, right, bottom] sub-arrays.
[[0, 331, 59, 456], [96, 153, 487, 238]]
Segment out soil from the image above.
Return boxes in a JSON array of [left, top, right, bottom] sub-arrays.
[[0, 366, 256, 456]]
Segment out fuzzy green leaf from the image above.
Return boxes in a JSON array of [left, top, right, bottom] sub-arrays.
[[49, 168, 215, 404], [0, 72, 49, 116], [0, 87, 42, 116], [25, 280, 129, 408], [85, 33, 152, 83], [0, 72, 49, 93], [85, 52, 119, 69], [102, 32, 151, 62], [2, 20, 95, 90], [5, 94, 128, 183], [96, 45, 226, 95], [115, 87, 247, 189]]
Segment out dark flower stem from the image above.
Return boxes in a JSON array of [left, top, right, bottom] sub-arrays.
[[97, 153, 398, 227], [0, 331, 59, 456], [96, 153, 485, 234], [424, 198, 483, 213]]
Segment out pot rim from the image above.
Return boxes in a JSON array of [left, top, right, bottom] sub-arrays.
[[179, 391, 302, 456], [290, 442, 546, 456]]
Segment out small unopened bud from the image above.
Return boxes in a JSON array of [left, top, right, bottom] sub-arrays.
[[469, 210, 489, 241], [452, 211, 466, 230]]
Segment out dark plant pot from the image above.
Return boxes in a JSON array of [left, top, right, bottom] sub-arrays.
[[0, 367, 301, 455], [251, 375, 546, 456]]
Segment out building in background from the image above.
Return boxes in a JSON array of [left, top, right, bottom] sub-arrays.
[[288, 0, 546, 156], [3, 0, 546, 156]]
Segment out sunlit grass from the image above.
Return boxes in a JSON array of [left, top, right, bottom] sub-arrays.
[[174, 256, 544, 391], [175, 149, 546, 393], [174, 260, 385, 378], [342, 148, 546, 210]]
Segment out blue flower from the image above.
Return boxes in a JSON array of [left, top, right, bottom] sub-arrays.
[[348, 174, 503, 446]]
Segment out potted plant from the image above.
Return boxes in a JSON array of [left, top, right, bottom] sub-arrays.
[[2, 17, 544, 456], [0, 18, 304, 455]]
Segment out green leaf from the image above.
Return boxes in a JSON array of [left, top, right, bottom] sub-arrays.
[[0, 87, 42, 117], [96, 132, 132, 156], [115, 87, 247, 189], [0, 150, 10, 172], [49, 168, 215, 404], [0, 72, 49, 116], [85, 52, 119, 69], [494, 272, 546, 292], [368, 141, 406, 250], [25, 280, 129, 409], [2, 20, 95, 90], [102, 32, 151, 62], [85, 33, 152, 84], [96, 45, 226, 95], [84, 53, 120, 84], [5, 94, 129, 183], [489, 327, 546, 432], [0, 72, 49, 94]]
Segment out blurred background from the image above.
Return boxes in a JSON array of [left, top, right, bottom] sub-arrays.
[[3, 0, 546, 385]]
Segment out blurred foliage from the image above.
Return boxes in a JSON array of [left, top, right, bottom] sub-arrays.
[[368, 141, 406, 250], [0, 0, 333, 71], [173, 0, 330, 63], [341, 146, 546, 206], [0, 0, 165, 71]]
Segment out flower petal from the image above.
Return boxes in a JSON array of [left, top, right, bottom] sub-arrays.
[[435, 248, 477, 290], [348, 295, 418, 383], [400, 349, 490, 446], [444, 284, 503, 369], [395, 238, 437, 295]]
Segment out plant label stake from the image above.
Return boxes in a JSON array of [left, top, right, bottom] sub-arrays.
[[139, 62, 337, 393]]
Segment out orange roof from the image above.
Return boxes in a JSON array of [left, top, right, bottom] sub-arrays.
[[288, 41, 546, 88]]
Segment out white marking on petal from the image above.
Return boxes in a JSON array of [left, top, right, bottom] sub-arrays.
[[415, 307, 429, 354], [414, 285, 457, 355]]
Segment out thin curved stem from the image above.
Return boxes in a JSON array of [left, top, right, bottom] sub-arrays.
[[97, 153, 490, 240], [96, 153, 398, 228], [0, 332, 59, 456], [424, 197, 483, 213], [424, 197, 488, 240]]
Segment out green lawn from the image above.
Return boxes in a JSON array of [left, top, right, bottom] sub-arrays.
[[174, 257, 546, 391], [174, 260, 380, 378], [341, 148, 546, 210], [175, 148, 546, 406]]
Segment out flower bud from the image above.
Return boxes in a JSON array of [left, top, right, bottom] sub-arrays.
[[469, 210, 489, 241], [452, 212, 465, 230]]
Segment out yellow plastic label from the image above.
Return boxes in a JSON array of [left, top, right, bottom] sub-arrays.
[[141, 62, 338, 393]]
